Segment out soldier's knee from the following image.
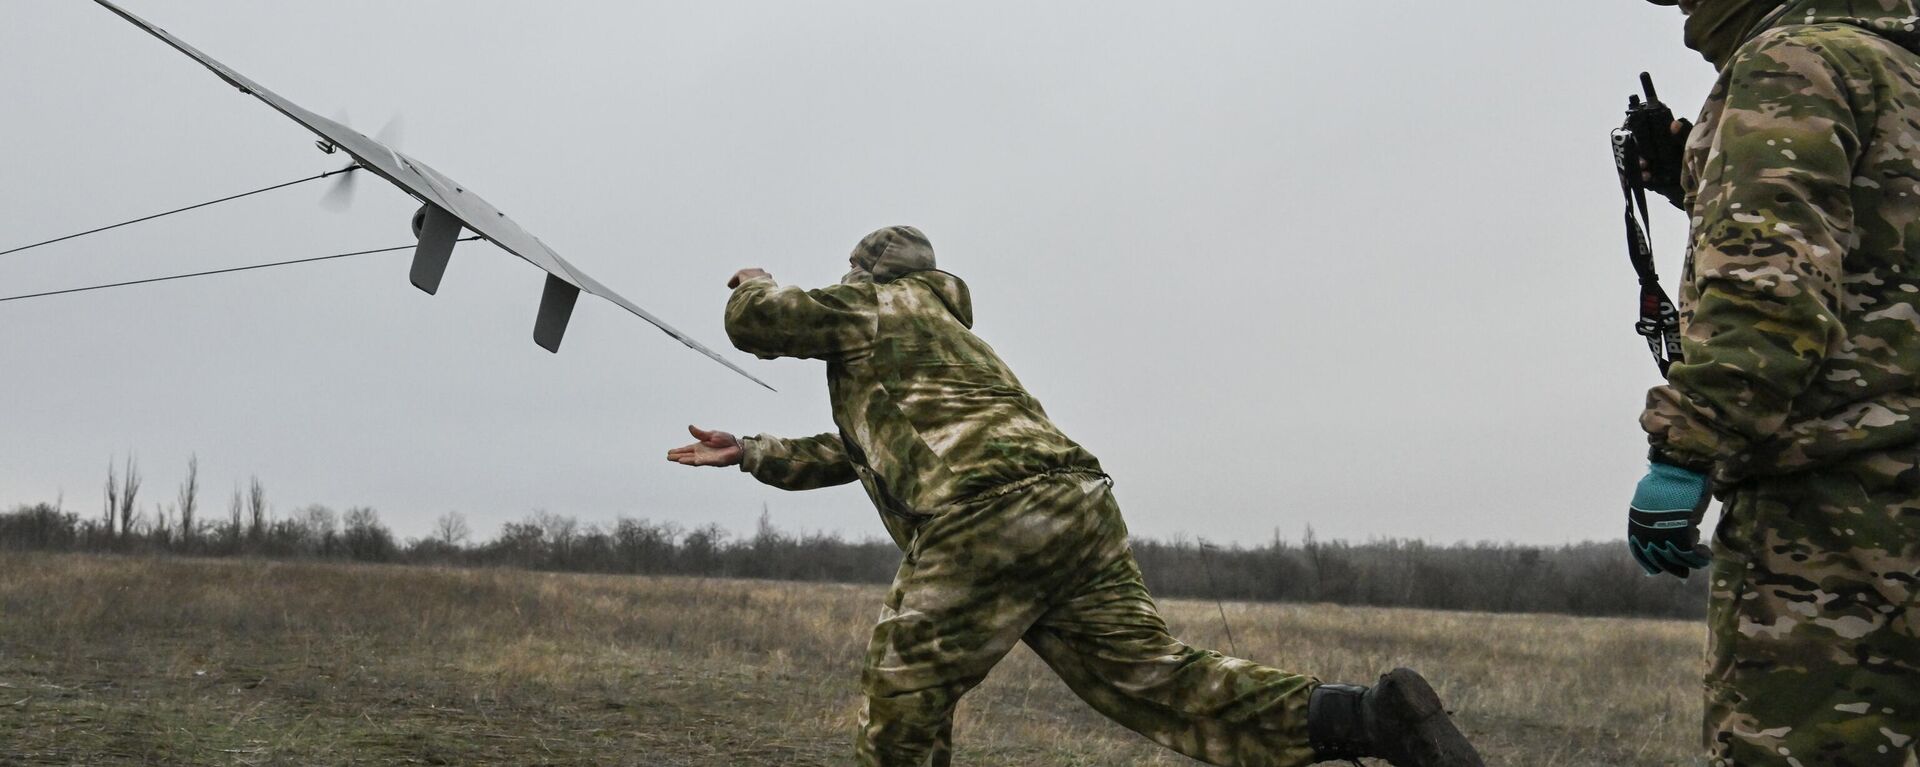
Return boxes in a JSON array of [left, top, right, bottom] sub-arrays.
[[862, 679, 958, 719], [858, 686, 962, 763]]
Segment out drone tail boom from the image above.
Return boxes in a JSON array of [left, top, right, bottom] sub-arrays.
[[409, 204, 461, 295], [535, 274, 581, 353]]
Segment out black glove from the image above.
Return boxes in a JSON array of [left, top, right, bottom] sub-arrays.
[[1616, 73, 1693, 210], [1641, 117, 1693, 210]]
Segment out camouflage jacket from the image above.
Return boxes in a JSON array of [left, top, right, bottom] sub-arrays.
[[1642, 0, 1920, 482], [725, 270, 1104, 548]]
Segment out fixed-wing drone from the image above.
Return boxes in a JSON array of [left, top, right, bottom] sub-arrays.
[[82, 0, 772, 390]]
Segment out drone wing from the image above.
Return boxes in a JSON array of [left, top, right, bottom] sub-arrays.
[[92, 0, 773, 391]]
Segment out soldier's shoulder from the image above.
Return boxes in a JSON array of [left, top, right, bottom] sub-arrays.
[[881, 271, 974, 327], [1737, 22, 1892, 69], [1718, 24, 1874, 104]]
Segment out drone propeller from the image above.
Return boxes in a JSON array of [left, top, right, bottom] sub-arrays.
[[319, 112, 403, 212], [318, 164, 359, 211]]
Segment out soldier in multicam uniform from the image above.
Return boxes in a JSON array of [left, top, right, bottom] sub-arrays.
[[1628, 1, 1920, 764], [666, 226, 1485, 767]]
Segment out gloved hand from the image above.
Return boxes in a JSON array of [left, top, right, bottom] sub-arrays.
[[1627, 461, 1713, 578], [1639, 118, 1694, 210]]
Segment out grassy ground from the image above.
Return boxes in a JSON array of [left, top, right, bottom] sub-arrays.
[[0, 552, 1703, 765]]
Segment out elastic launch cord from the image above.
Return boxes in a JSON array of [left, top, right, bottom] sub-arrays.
[[0, 237, 480, 304], [0, 166, 360, 258]]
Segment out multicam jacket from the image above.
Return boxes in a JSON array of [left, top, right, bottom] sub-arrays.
[[724, 238, 1103, 548], [1642, 0, 1920, 482]]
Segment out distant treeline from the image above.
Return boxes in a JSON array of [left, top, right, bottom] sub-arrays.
[[0, 456, 1704, 619], [1132, 533, 1703, 618]]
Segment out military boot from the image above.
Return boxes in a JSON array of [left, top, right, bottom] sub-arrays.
[[1306, 668, 1484, 766]]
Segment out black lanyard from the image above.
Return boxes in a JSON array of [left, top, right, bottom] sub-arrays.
[[1615, 140, 1684, 377]]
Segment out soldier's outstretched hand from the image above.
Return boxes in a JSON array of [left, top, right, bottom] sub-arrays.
[[667, 425, 744, 468]]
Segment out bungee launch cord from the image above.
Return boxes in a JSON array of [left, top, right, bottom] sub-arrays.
[[0, 237, 480, 304], [0, 166, 360, 259]]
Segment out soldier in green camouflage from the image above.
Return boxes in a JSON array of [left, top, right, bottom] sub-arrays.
[[1632, 1, 1920, 764], [667, 226, 1484, 766]]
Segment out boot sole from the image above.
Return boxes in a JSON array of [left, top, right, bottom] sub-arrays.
[[1374, 668, 1486, 767]]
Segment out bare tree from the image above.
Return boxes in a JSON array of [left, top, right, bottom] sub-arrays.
[[151, 502, 173, 544], [177, 455, 199, 545], [433, 511, 471, 548], [246, 476, 267, 542], [227, 485, 244, 548], [1301, 524, 1325, 600], [299, 504, 339, 554], [531, 510, 579, 565], [341, 506, 394, 561], [115, 454, 141, 539], [102, 458, 119, 540]]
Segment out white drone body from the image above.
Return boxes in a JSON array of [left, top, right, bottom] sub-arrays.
[[93, 0, 772, 390]]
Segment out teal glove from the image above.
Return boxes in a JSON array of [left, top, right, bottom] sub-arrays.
[[1627, 461, 1713, 578]]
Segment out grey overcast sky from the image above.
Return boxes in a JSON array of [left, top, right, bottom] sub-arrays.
[[2, 1, 1712, 546]]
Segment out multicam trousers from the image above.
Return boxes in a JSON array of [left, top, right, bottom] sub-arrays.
[[1707, 450, 1920, 766], [855, 474, 1320, 767]]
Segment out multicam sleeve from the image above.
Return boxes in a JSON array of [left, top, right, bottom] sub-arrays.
[[724, 276, 877, 361], [1641, 34, 1856, 469], [739, 433, 859, 491]]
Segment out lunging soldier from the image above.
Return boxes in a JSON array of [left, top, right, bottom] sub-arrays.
[[669, 226, 1484, 766]]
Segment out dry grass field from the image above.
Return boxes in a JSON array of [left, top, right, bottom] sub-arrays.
[[0, 552, 1701, 765]]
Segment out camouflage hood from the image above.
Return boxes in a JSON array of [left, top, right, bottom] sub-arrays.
[[842, 224, 971, 328], [1686, 0, 1920, 66], [848, 225, 937, 284], [897, 270, 975, 330]]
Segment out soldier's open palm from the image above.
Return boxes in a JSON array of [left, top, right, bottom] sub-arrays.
[[666, 425, 744, 467]]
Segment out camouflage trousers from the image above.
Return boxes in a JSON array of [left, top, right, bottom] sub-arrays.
[[855, 474, 1320, 767], [1706, 450, 1920, 766]]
